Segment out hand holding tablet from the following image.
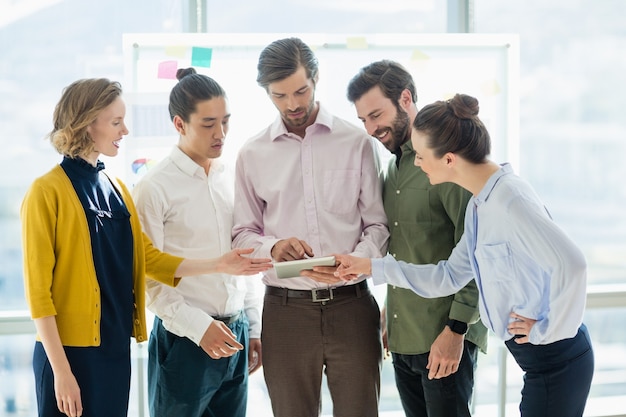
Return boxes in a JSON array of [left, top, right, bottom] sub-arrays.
[[273, 256, 336, 279]]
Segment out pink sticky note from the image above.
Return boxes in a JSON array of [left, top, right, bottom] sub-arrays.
[[157, 60, 178, 79]]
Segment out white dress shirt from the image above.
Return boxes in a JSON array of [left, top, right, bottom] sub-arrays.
[[372, 163, 587, 345], [133, 146, 262, 344]]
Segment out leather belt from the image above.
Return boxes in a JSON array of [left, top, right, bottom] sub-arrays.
[[212, 311, 242, 325], [265, 280, 369, 303]]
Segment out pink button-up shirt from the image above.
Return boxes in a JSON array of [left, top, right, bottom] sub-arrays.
[[232, 104, 389, 290]]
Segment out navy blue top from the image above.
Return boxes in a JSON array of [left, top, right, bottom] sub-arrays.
[[61, 156, 134, 353]]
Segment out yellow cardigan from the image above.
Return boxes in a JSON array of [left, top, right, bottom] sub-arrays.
[[21, 165, 184, 346]]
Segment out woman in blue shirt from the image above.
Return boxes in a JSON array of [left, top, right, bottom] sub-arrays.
[[332, 94, 594, 417]]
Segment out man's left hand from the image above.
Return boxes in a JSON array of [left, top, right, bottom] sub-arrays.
[[301, 266, 343, 285], [426, 326, 464, 380], [248, 338, 262, 374]]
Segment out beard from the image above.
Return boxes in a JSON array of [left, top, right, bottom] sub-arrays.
[[281, 97, 316, 130], [375, 106, 410, 153]]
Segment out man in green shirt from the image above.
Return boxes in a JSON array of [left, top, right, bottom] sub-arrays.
[[347, 60, 488, 417]]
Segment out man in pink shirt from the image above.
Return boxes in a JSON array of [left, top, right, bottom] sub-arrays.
[[232, 37, 389, 417]]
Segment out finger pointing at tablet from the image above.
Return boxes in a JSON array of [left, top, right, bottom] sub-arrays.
[[271, 237, 314, 261]]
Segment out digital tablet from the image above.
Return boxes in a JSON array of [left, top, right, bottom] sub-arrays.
[[273, 256, 336, 279]]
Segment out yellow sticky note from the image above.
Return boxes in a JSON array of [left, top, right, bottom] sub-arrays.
[[481, 80, 501, 96], [346, 37, 368, 49], [165, 46, 187, 58], [411, 49, 430, 61]]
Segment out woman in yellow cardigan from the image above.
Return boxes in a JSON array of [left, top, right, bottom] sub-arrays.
[[20, 78, 271, 417]]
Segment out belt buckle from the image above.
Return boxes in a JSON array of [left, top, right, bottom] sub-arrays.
[[311, 288, 333, 302]]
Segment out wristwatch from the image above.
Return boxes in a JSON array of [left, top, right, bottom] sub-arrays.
[[446, 319, 468, 335]]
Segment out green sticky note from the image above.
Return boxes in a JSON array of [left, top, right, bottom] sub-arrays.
[[191, 46, 213, 68]]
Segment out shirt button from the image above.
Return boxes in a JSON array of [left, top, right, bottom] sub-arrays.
[[393, 314, 398, 319], [135, 319, 140, 325], [396, 190, 400, 194], [394, 221, 398, 226], [392, 253, 396, 257]]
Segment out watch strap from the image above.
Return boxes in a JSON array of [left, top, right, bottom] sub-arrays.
[[447, 319, 468, 335]]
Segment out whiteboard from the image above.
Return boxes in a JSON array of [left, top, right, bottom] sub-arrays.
[[119, 33, 519, 185]]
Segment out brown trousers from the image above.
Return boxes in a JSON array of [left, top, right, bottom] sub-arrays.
[[261, 284, 382, 417]]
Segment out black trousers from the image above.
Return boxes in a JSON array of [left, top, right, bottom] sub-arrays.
[[505, 324, 594, 417], [392, 341, 479, 417]]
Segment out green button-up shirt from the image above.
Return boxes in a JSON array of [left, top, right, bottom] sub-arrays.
[[383, 140, 488, 355]]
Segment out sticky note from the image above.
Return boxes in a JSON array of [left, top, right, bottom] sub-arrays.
[[191, 46, 213, 68], [411, 49, 430, 61], [165, 46, 187, 58], [346, 37, 368, 49], [481, 79, 501, 96], [157, 60, 178, 79]]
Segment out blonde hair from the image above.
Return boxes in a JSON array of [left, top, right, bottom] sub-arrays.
[[48, 78, 122, 157]]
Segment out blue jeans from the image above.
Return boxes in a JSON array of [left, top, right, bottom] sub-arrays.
[[505, 324, 594, 417], [147, 315, 249, 417], [392, 341, 479, 417]]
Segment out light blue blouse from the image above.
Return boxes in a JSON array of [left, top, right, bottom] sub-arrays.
[[372, 163, 587, 345]]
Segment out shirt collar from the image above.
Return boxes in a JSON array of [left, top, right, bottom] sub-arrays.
[[61, 156, 105, 180], [399, 137, 414, 154], [169, 145, 224, 177], [269, 101, 331, 141], [475, 162, 513, 205]]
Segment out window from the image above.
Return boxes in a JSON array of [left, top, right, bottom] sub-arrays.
[[474, 0, 626, 286], [473, 1, 626, 415]]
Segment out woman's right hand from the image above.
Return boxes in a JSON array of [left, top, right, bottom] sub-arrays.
[[54, 369, 82, 417], [334, 254, 372, 279]]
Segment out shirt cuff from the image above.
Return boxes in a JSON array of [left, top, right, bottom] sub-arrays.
[[371, 258, 387, 286], [245, 306, 262, 339], [260, 238, 280, 260], [162, 306, 214, 346], [449, 300, 480, 324]]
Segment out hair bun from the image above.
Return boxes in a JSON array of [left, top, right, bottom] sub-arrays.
[[448, 94, 479, 119], [176, 67, 197, 81]]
